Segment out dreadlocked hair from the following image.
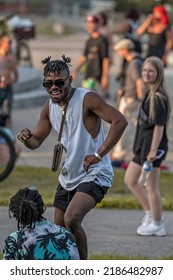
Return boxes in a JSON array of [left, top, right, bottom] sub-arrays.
[[9, 187, 46, 230], [41, 54, 71, 77]]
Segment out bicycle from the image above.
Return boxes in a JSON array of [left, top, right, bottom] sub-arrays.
[[13, 25, 34, 67], [0, 14, 35, 67], [0, 115, 16, 182]]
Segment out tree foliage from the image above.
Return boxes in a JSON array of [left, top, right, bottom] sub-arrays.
[[114, 0, 173, 14]]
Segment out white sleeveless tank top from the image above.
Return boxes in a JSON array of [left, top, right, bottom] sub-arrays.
[[49, 87, 113, 191]]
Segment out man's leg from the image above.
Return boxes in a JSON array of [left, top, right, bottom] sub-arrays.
[[64, 192, 95, 260], [54, 184, 74, 227], [54, 208, 65, 227]]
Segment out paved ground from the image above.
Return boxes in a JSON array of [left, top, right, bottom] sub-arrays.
[[1, 33, 173, 259], [1, 207, 173, 259]]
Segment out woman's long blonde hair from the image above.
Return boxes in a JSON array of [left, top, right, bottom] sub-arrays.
[[142, 56, 171, 124]]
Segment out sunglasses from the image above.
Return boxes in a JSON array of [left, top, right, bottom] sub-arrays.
[[43, 76, 69, 89]]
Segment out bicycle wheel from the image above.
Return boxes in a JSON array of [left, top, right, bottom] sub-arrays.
[[0, 127, 16, 181]]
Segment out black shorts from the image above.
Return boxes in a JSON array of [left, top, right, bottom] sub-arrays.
[[53, 181, 108, 211], [132, 154, 163, 168]]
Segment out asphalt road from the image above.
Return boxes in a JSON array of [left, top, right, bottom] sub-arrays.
[[1, 207, 173, 259]]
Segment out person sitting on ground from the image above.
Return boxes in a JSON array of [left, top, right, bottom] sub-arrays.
[[3, 187, 80, 260]]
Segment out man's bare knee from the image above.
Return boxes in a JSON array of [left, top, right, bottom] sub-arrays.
[[64, 213, 80, 232]]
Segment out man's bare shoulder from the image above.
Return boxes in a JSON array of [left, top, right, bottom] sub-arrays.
[[40, 100, 50, 117], [83, 91, 118, 119], [83, 91, 110, 110], [43, 99, 49, 110], [84, 90, 103, 104]]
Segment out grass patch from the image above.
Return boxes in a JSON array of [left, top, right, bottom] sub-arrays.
[[0, 166, 57, 205], [0, 166, 173, 210], [89, 253, 149, 260], [1, 251, 173, 260], [89, 253, 173, 260]]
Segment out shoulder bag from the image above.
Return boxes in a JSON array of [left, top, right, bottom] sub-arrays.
[[52, 102, 68, 172]]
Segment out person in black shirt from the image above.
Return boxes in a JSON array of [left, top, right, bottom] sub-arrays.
[[136, 5, 173, 66], [73, 15, 109, 98], [124, 56, 171, 236]]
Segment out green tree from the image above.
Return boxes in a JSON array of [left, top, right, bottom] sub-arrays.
[[114, 0, 173, 14]]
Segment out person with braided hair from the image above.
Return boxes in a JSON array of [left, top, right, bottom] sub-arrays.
[[3, 187, 79, 260], [17, 54, 127, 259]]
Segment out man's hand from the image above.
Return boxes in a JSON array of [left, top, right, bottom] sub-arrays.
[[17, 128, 32, 143], [83, 154, 100, 172]]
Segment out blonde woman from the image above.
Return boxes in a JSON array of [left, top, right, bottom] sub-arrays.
[[124, 56, 171, 236]]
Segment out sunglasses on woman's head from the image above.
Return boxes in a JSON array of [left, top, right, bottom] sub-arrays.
[[43, 76, 69, 89]]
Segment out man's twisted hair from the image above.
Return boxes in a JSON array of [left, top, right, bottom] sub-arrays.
[[41, 54, 72, 77], [9, 187, 46, 230]]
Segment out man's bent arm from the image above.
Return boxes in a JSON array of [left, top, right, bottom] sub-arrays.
[[85, 92, 128, 158], [98, 111, 128, 158], [17, 102, 52, 150]]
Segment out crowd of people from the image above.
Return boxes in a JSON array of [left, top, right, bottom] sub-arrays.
[[1, 4, 173, 260]]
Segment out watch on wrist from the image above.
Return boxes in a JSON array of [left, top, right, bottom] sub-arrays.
[[94, 152, 102, 161]]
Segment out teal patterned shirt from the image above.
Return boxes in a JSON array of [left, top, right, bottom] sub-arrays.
[[3, 220, 79, 260]]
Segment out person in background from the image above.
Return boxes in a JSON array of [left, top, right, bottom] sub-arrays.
[[113, 8, 142, 53], [72, 15, 110, 99], [124, 56, 171, 236], [110, 39, 144, 165], [0, 34, 20, 158], [98, 11, 114, 66], [0, 34, 18, 127], [136, 5, 173, 66], [17, 55, 128, 259], [97, 11, 114, 99], [113, 9, 142, 87], [3, 187, 80, 260]]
